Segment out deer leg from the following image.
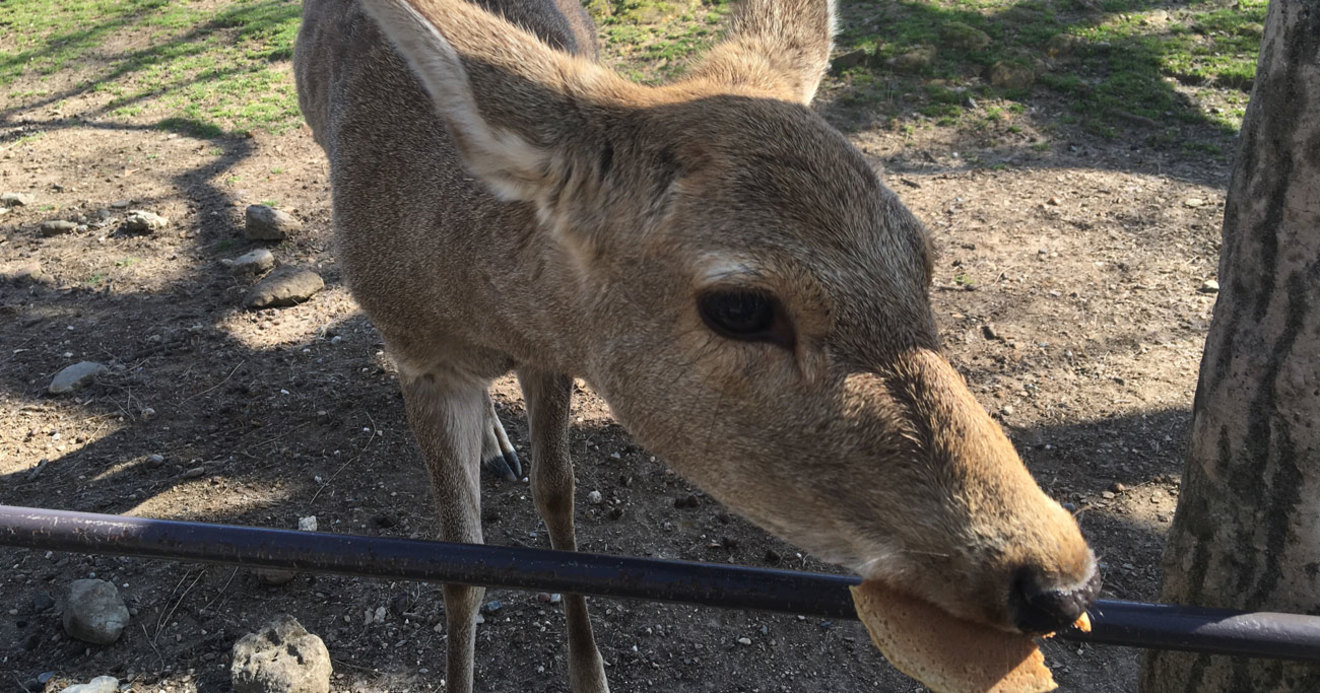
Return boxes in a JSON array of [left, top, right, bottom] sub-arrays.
[[480, 395, 522, 480], [399, 369, 487, 693], [518, 369, 610, 693]]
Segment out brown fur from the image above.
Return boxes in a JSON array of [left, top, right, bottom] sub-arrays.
[[294, 1, 1096, 691]]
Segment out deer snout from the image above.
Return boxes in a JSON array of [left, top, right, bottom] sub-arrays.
[[1010, 562, 1102, 634]]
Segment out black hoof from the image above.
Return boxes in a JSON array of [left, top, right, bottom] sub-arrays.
[[482, 454, 518, 481]]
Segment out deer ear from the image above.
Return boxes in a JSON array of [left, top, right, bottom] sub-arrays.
[[687, 0, 836, 104], [362, 0, 623, 206]]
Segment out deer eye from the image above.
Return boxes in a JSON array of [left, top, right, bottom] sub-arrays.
[[697, 290, 792, 347]]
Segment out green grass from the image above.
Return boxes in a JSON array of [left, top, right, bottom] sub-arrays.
[[0, 0, 301, 136], [828, 0, 1264, 141], [0, 0, 1262, 146], [586, 0, 733, 82]]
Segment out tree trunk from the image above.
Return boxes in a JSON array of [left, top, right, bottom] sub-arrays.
[[1140, 0, 1320, 691]]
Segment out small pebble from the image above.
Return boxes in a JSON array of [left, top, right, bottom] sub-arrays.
[[40, 220, 78, 236], [482, 600, 502, 614], [587, 490, 603, 505], [59, 675, 119, 693], [48, 361, 109, 394], [245, 204, 303, 241], [121, 210, 168, 234], [33, 592, 56, 612], [737, 637, 752, 646], [1199, 279, 1220, 294], [2, 191, 35, 206]]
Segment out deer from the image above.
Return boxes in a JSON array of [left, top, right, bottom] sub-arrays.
[[293, 0, 1101, 690]]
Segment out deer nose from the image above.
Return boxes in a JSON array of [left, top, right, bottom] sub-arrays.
[[1010, 566, 1102, 634]]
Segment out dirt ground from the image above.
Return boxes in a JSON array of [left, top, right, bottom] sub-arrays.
[[0, 16, 1235, 693]]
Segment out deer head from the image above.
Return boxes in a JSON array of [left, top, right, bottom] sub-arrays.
[[362, 0, 1099, 633]]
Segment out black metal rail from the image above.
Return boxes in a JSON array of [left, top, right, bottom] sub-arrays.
[[2, 505, 1318, 661]]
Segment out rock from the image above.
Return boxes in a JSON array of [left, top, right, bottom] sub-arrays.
[[232, 614, 332, 693], [63, 579, 130, 645], [587, 490, 603, 505], [246, 205, 303, 241], [889, 46, 935, 73], [1183, 197, 1206, 208], [1, 192, 35, 206], [298, 516, 318, 532], [1, 260, 45, 283], [737, 637, 753, 646], [244, 267, 325, 309], [482, 600, 502, 614], [221, 248, 276, 277], [389, 592, 415, 616], [122, 210, 169, 234], [33, 592, 56, 612], [940, 22, 991, 51], [110, 199, 131, 209], [49, 362, 109, 394], [256, 568, 298, 587], [59, 675, 119, 693], [989, 60, 1035, 89], [673, 493, 700, 509], [830, 48, 870, 72], [1199, 279, 1220, 294], [40, 220, 78, 236]]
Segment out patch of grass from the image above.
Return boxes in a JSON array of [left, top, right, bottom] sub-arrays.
[[831, 0, 1264, 142], [587, 0, 734, 82], [0, 0, 301, 136]]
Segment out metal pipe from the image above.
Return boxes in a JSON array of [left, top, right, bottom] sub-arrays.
[[2, 505, 1318, 661]]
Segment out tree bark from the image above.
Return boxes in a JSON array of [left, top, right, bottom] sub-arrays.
[[1140, 0, 1320, 691]]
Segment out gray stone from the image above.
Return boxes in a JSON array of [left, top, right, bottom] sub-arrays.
[[2, 192, 35, 206], [62, 579, 130, 645], [830, 48, 870, 72], [244, 267, 324, 309], [988, 60, 1036, 90], [221, 248, 276, 277], [888, 46, 935, 73], [1045, 34, 1081, 58], [1, 260, 45, 283], [59, 675, 119, 693], [246, 205, 303, 241], [49, 362, 109, 394], [941, 22, 991, 51], [232, 614, 332, 693], [1200, 279, 1220, 294], [33, 592, 56, 612], [40, 220, 78, 236], [122, 209, 169, 234], [255, 568, 298, 586]]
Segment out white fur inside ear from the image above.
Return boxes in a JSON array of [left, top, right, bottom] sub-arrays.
[[362, 0, 552, 202]]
